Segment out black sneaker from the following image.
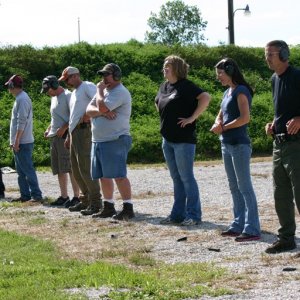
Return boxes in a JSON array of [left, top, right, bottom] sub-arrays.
[[69, 202, 88, 212], [92, 201, 117, 218], [81, 205, 101, 216], [50, 196, 69, 206], [235, 233, 260, 242], [64, 197, 80, 208], [221, 229, 241, 237], [265, 239, 296, 254], [112, 203, 135, 221]]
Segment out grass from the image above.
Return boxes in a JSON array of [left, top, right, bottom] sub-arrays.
[[0, 229, 233, 300]]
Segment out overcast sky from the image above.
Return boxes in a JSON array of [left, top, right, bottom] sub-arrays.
[[0, 0, 299, 48]]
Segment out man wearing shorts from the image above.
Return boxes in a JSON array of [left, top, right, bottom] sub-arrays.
[[86, 63, 134, 220], [41, 75, 80, 208]]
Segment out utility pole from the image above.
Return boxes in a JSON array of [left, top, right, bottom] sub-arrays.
[[78, 17, 81, 43]]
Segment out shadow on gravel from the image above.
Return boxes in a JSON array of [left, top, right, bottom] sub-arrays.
[[132, 213, 223, 231]]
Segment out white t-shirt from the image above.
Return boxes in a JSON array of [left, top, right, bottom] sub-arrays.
[[69, 81, 97, 133], [90, 83, 131, 142]]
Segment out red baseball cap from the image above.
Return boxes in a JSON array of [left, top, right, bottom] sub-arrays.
[[5, 75, 23, 88]]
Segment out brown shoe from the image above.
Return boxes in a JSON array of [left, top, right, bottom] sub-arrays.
[[92, 201, 117, 218], [69, 202, 87, 212]]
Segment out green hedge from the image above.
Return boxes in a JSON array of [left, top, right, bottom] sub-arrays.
[[0, 41, 294, 165]]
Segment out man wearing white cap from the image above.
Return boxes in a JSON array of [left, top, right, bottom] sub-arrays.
[[59, 66, 102, 215]]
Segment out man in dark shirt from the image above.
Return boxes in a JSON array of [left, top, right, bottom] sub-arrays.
[[265, 40, 300, 254]]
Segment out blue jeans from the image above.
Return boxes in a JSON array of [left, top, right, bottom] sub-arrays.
[[162, 139, 201, 222], [222, 143, 260, 236], [14, 143, 42, 200]]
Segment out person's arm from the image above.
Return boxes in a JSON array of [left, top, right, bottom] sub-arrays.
[[210, 109, 223, 134], [221, 93, 250, 132], [12, 129, 24, 152], [56, 123, 69, 138], [96, 81, 110, 113], [86, 98, 116, 120], [44, 124, 51, 138], [177, 92, 211, 128], [286, 116, 300, 135], [265, 119, 275, 135]]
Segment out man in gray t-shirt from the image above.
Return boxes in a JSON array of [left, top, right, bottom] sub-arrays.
[[86, 63, 134, 220], [5, 74, 42, 202], [58, 66, 102, 215], [41, 75, 80, 208]]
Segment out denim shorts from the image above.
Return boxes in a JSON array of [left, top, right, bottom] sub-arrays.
[[91, 135, 132, 179]]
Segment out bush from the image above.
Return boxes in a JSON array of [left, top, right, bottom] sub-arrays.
[[0, 42, 290, 165]]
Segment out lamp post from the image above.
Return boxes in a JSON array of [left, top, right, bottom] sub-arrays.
[[227, 0, 250, 44]]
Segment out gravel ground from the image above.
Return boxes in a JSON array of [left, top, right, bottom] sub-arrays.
[[1, 160, 300, 299]]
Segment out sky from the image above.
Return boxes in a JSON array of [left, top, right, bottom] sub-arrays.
[[0, 0, 299, 48]]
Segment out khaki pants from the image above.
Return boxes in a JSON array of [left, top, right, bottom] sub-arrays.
[[70, 126, 101, 208]]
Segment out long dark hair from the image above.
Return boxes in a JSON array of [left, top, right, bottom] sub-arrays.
[[215, 58, 254, 97]]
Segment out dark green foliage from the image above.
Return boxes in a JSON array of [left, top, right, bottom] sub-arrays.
[[0, 42, 289, 165]]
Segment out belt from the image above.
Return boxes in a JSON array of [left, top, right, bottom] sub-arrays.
[[273, 133, 300, 144], [75, 122, 91, 129]]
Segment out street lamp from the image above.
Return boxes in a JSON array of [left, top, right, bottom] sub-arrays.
[[227, 0, 250, 44]]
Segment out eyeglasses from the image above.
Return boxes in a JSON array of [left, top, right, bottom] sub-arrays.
[[265, 52, 280, 58]]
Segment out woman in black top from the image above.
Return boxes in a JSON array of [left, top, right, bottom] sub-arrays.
[[155, 55, 210, 226]]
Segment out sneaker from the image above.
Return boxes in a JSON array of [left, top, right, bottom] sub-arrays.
[[181, 218, 200, 226], [235, 233, 261, 242], [112, 203, 135, 220], [221, 229, 241, 237], [92, 201, 117, 218], [0, 192, 5, 199], [265, 239, 296, 254], [69, 202, 88, 212], [51, 196, 69, 206], [65, 197, 80, 208], [160, 216, 179, 225], [81, 205, 101, 216]]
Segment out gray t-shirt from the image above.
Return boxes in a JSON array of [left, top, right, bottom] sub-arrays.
[[90, 83, 131, 142], [47, 89, 71, 137], [69, 81, 97, 133], [10, 90, 34, 145]]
